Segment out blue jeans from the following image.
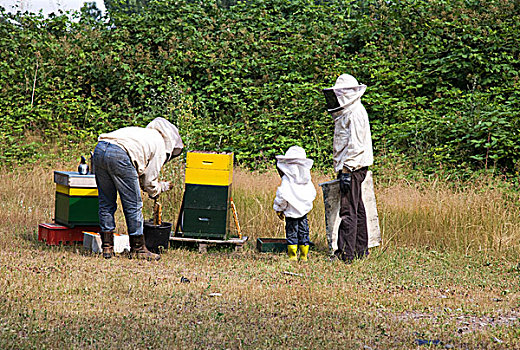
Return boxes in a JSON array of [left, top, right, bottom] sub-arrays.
[[92, 141, 144, 236], [285, 215, 310, 246]]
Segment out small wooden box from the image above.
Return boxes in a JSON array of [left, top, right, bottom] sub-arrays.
[[256, 238, 288, 253], [54, 171, 97, 188], [184, 184, 230, 211], [56, 184, 98, 196], [185, 168, 233, 186], [55, 192, 99, 227]]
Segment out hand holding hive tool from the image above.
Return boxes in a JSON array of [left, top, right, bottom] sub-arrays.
[[153, 198, 162, 226], [153, 180, 171, 225], [230, 198, 242, 239]]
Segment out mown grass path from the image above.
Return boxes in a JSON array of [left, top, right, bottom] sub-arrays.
[[0, 245, 518, 349]]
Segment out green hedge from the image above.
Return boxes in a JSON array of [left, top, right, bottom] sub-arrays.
[[1, 0, 519, 175]]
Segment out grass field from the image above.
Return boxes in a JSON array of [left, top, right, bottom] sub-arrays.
[[0, 158, 519, 349]]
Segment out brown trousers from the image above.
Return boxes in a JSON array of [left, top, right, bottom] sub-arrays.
[[337, 167, 368, 261]]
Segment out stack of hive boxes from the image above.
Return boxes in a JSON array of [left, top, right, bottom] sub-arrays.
[[54, 171, 99, 227], [181, 151, 233, 240], [38, 171, 100, 245]]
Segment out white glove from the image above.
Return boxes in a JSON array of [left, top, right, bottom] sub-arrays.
[[160, 181, 172, 193]]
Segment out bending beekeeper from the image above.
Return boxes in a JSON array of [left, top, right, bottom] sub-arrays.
[[273, 146, 317, 262], [92, 117, 183, 261], [322, 74, 374, 263]]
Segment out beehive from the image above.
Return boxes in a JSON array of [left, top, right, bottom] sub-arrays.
[[181, 152, 233, 239], [54, 171, 99, 227], [185, 151, 233, 186]]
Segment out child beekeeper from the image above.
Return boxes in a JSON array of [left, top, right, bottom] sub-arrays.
[[273, 146, 317, 261]]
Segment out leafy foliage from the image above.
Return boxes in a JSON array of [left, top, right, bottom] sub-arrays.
[[0, 0, 519, 176]]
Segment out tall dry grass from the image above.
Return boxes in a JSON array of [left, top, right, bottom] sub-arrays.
[[0, 160, 519, 256], [232, 167, 520, 257], [378, 179, 520, 256]]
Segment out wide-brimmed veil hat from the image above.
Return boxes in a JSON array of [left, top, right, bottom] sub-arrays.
[[276, 145, 314, 168], [276, 146, 313, 183], [323, 74, 367, 113], [330, 74, 364, 89], [276, 146, 309, 161]]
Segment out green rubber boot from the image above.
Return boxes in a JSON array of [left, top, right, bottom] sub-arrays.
[[299, 245, 309, 262], [287, 245, 298, 261]]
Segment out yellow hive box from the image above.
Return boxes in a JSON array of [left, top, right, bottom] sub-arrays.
[[56, 184, 98, 197], [185, 168, 233, 186], [186, 151, 233, 171], [185, 151, 234, 186]]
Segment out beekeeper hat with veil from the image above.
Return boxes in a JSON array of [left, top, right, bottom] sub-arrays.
[[322, 74, 367, 114]]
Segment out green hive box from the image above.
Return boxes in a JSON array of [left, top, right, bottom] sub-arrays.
[[181, 184, 230, 239], [54, 171, 99, 227], [55, 193, 99, 227], [183, 184, 230, 210]]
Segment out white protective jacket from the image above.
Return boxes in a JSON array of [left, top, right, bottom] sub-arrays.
[[328, 74, 374, 173], [98, 117, 183, 198], [273, 146, 317, 218]]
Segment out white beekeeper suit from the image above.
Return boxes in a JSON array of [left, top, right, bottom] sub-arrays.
[[98, 117, 184, 198], [323, 74, 374, 173], [273, 146, 317, 218]]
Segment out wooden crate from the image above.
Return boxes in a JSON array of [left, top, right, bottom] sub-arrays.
[[38, 223, 100, 245]]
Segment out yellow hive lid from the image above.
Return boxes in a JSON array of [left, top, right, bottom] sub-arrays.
[[186, 151, 234, 171]]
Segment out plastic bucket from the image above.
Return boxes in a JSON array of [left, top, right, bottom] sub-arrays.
[[143, 221, 172, 253]]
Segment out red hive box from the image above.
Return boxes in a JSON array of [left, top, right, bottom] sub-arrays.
[[38, 223, 100, 245]]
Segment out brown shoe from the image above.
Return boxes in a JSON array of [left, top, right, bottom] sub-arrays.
[[129, 234, 160, 261], [100, 232, 114, 259]]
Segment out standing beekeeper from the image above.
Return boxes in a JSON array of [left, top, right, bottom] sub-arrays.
[[92, 117, 183, 261], [322, 74, 374, 263], [273, 146, 317, 262]]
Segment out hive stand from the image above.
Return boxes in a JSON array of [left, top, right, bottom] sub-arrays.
[[170, 235, 248, 253]]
